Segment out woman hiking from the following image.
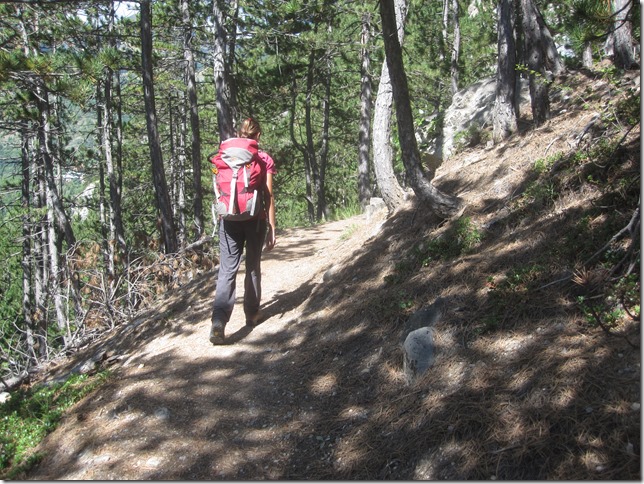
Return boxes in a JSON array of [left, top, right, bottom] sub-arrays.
[[209, 117, 277, 345]]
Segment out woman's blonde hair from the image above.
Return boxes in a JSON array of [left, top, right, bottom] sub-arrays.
[[238, 117, 261, 140]]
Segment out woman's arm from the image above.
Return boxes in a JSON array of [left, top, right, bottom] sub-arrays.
[[264, 172, 276, 251]]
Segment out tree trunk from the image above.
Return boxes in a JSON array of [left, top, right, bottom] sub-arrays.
[[440, 0, 449, 62], [226, 0, 240, 123], [318, 40, 332, 222], [20, 123, 36, 364], [36, 88, 76, 249], [357, 11, 373, 209], [288, 75, 315, 222], [450, 0, 461, 95], [305, 49, 320, 223], [97, 83, 115, 280], [372, 0, 407, 212], [379, 0, 465, 219], [104, 1, 126, 269], [140, 0, 178, 254], [493, 0, 518, 142], [521, 0, 552, 126], [612, 0, 635, 69], [181, 0, 204, 239], [213, 0, 235, 140], [582, 40, 594, 68], [169, 95, 187, 248], [32, 126, 48, 358]]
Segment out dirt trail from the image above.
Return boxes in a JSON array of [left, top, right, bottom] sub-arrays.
[[26, 210, 387, 480]]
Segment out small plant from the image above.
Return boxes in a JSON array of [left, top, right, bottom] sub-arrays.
[[339, 224, 359, 241], [0, 371, 110, 478], [453, 123, 485, 153], [454, 216, 482, 254], [384, 217, 483, 288], [533, 153, 563, 174], [613, 92, 640, 127], [575, 271, 640, 344], [514, 178, 558, 213]]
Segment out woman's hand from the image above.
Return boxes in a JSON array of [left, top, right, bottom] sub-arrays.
[[265, 224, 276, 251]]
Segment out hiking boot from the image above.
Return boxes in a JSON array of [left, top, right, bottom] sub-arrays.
[[245, 311, 263, 327], [209, 320, 225, 345]]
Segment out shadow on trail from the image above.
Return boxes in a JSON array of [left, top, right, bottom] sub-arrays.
[[29, 132, 639, 479]]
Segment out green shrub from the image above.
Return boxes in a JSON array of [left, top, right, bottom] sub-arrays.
[[0, 371, 110, 478]]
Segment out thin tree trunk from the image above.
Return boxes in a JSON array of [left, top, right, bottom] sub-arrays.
[[140, 0, 178, 254], [213, 0, 235, 139], [450, 0, 461, 95], [36, 88, 76, 249], [582, 40, 594, 68], [32, 129, 47, 358], [226, 0, 240, 123], [305, 49, 320, 223], [372, 0, 407, 212], [522, 0, 550, 126], [379, 0, 464, 219], [178, 113, 187, 247], [317, 21, 333, 222], [98, 154, 116, 325], [181, 0, 204, 239], [169, 94, 186, 248], [440, 0, 449, 62], [21, 124, 36, 363], [97, 83, 115, 280], [104, 1, 126, 269], [493, 0, 518, 142], [289, 75, 315, 221], [357, 10, 373, 209], [612, 0, 635, 69]]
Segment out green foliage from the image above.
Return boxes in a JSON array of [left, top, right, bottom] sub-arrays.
[[0, 371, 110, 478], [0, 217, 22, 339], [384, 216, 482, 286], [612, 92, 641, 127], [453, 123, 489, 153], [576, 272, 640, 331]]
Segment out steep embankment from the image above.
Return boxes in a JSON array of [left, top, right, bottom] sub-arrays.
[[23, 69, 640, 480]]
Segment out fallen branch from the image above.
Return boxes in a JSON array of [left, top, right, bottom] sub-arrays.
[[583, 200, 640, 268]]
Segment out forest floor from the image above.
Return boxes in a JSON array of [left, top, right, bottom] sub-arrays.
[[20, 69, 640, 480]]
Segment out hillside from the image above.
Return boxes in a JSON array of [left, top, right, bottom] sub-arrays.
[[17, 69, 641, 480]]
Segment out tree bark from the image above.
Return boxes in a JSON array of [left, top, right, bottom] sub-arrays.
[[318, 35, 332, 222], [357, 11, 373, 209], [612, 0, 635, 69], [305, 49, 320, 223], [20, 123, 36, 363], [450, 0, 461, 95], [493, 0, 518, 142], [104, 1, 126, 267], [289, 75, 315, 222], [213, 0, 235, 140], [372, 0, 407, 212], [379, 0, 465, 219], [140, 0, 178, 254], [521, 0, 548, 126], [582, 40, 593, 68], [440, 0, 449, 62], [181, 0, 204, 239]]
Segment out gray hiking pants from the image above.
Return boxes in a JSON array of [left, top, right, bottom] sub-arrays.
[[211, 218, 267, 324]]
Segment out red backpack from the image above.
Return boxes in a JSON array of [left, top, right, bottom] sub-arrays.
[[210, 137, 266, 221]]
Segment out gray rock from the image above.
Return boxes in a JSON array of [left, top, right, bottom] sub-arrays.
[[400, 298, 447, 384], [403, 327, 435, 384], [441, 77, 530, 160]]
